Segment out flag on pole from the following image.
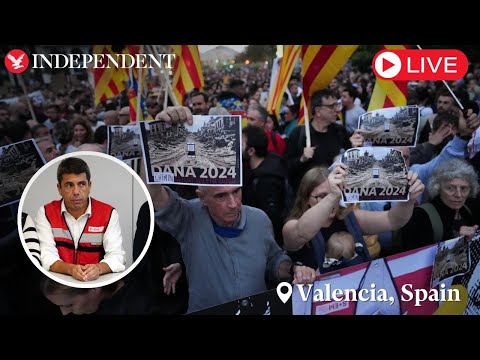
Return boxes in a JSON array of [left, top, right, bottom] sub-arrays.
[[266, 45, 301, 117], [121, 46, 147, 122], [171, 45, 204, 106], [367, 45, 409, 111], [93, 45, 129, 105], [298, 45, 358, 125], [127, 67, 148, 122]]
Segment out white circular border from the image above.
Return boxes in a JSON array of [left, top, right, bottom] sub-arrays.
[[17, 151, 155, 289]]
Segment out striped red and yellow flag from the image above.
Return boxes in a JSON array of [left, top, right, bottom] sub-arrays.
[[299, 45, 358, 124], [128, 67, 149, 122], [93, 45, 130, 105], [171, 45, 204, 106], [266, 45, 301, 117], [123, 46, 142, 122], [367, 45, 408, 111]]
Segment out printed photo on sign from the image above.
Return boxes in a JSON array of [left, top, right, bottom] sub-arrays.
[[456, 230, 480, 315], [0, 139, 45, 207], [431, 236, 469, 288], [341, 147, 409, 203], [139, 115, 242, 186], [107, 125, 142, 161], [358, 106, 419, 147]]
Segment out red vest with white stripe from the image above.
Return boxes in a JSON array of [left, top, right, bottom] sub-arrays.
[[44, 198, 114, 265]]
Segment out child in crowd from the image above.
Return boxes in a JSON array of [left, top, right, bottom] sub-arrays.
[[323, 231, 361, 271]]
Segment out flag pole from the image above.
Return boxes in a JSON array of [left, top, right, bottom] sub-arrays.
[[416, 45, 464, 110], [145, 45, 168, 108], [15, 73, 37, 122], [163, 80, 169, 110], [136, 45, 144, 120], [303, 94, 311, 147], [150, 45, 179, 107]]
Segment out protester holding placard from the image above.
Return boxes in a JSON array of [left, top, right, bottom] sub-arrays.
[[282, 163, 424, 273], [146, 106, 317, 313]]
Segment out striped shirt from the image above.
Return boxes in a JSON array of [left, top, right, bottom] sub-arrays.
[[22, 213, 41, 265]]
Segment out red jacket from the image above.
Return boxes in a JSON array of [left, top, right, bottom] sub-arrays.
[[44, 198, 113, 265], [267, 130, 286, 156]]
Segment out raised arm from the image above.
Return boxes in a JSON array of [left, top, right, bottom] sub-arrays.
[[145, 106, 193, 211], [354, 171, 425, 235], [286, 127, 315, 179], [411, 109, 479, 187], [283, 163, 346, 252]]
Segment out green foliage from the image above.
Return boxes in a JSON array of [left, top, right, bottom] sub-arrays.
[[350, 45, 381, 73]]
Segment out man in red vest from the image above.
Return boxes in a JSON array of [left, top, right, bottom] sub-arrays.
[[35, 157, 126, 282]]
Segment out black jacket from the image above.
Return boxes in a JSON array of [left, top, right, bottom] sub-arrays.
[[242, 153, 289, 246], [131, 201, 189, 315], [400, 196, 480, 251], [286, 123, 350, 192]]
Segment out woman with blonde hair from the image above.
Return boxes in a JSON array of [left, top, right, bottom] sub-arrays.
[[282, 163, 424, 273]]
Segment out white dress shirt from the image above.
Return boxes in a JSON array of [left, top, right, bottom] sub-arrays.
[[35, 198, 126, 273]]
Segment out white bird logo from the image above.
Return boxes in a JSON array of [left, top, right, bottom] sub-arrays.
[[7, 53, 25, 70]]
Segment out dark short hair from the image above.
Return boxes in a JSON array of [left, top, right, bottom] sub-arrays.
[[190, 90, 209, 103], [57, 157, 91, 184], [229, 79, 244, 89], [414, 87, 430, 102], [310, 89, 335, 115], [4, 120, 31, 143], [341, 85, 358, 99], [40, 276, 117, 297], [242, 126, 268, 157], [287, 104, 299, 116], [432, 112, 459, 132], [94, 125, 107, 144]]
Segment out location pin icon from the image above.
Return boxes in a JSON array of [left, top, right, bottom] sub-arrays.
[[277, 282, 293, 304]]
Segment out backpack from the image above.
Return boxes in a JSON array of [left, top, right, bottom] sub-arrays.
[[421, 203, 443, 244], [393, 203, 473, 250]]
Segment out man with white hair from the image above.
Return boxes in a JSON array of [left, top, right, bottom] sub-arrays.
[[147, 106, 316, 313], [36, 136, 59, 162]]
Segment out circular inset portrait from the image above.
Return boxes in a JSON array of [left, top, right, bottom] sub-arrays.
[[18, 151, 154, 288]]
